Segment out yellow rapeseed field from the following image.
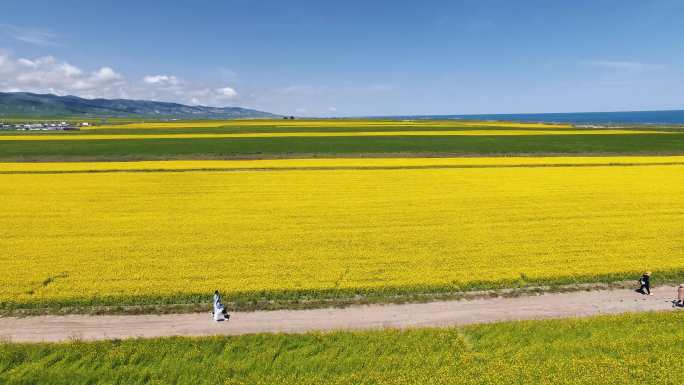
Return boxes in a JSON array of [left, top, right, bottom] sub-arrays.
[[1, 157, 683, 306], [2, 156, 683, 173], [0, 129, 671, 141]]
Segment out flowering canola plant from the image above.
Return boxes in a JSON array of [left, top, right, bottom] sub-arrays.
[[1, 157, 683, 307], [1, 156, 683, 173]]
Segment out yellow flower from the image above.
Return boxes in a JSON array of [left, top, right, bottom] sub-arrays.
[[1, 156, 682, 305]]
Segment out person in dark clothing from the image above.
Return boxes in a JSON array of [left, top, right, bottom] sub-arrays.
[[638, 272, 652, 295]]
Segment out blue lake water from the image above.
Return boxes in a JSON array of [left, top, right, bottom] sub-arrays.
[[385, 110, 684, 125]]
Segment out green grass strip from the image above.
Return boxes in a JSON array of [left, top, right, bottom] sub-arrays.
[[1, 134, 684, 162], [2, 311, 683, 384], [3, 268, 684, 316]]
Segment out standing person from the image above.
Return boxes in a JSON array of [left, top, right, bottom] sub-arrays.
[[213, 290, 227, 319], [638, 272, 652, 295], [213, 290, 222, 310], [678, 284, 684, 307]]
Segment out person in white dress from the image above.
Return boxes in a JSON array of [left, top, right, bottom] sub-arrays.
[[213, 290, 227, 321]]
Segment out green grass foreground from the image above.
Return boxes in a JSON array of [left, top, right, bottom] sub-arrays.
[[1, 311, 683, 385], [1, 133, 684, 161]]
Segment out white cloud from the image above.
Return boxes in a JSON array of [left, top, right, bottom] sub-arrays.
[[0, 52, 243, 107], [93, 67, 122, 82], [328, 106, 337, 112], [0, 54, 125, 96], [143, 74, 180, 86], [17, 58, 37, 68], [582, 60, 665, 73], [60, 63, 83, 77], [0, 24, 60, 46], [216, 86, 238, 98]]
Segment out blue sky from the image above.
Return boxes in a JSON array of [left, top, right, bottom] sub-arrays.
[[1, 0, 683, 116]]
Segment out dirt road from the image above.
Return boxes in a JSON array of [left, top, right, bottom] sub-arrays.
[[1, 286, 680, 343]]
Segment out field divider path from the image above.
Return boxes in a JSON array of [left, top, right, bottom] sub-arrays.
[[1, 286, 680, 343]]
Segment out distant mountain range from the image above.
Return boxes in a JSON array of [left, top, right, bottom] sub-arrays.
[[0, 92, 279, 119]]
